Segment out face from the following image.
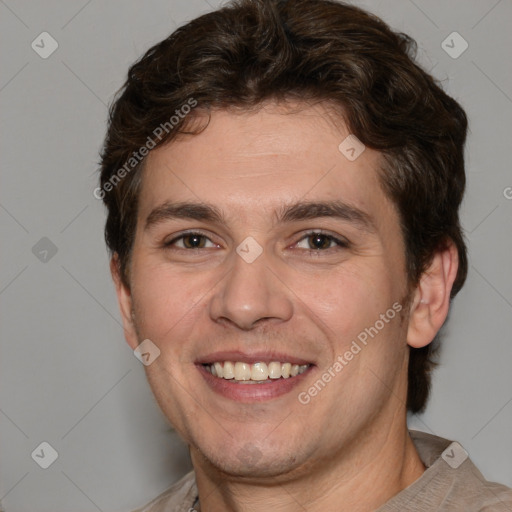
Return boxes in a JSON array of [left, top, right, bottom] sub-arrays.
[[118, 102, 412, 479]]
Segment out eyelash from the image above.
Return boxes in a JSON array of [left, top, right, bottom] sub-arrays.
[[163, 230, 349, 254]]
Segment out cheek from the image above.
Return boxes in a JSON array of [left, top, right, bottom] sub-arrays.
[[130, 260, 207, 346], [292, 262, 399, 343]]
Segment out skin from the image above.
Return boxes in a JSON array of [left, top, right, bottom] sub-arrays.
[[112, 101, 458, 511]]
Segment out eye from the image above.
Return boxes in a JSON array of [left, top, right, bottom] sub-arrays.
[[162, 230, 348, 253], [164, 231, 217, 250], [294, 231, 349, 252]]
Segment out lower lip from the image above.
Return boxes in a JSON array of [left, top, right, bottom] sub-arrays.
[[196, 364, 313, 402]]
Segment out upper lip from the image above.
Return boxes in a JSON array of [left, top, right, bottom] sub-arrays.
[[195, 350, 314, 366]]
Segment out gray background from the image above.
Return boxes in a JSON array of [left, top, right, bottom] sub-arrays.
[[0, 1, 511, 511]]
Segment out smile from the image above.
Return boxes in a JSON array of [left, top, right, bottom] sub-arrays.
[[203, 361, 310, 382], [197, 355, 314, 402]]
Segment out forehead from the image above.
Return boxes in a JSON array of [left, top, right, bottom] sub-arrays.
[[138, 102, 394, 228]]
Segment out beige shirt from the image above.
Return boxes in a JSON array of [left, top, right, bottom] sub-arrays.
[[132, 430, 512, 511]]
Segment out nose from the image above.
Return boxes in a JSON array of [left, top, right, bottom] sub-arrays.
[[208, 248, 294, 331]]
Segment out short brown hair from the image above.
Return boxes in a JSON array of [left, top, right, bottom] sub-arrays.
[[99, 0, 468, 413]]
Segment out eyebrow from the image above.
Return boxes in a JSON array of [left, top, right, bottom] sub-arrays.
[[144, 199, 376, 233]]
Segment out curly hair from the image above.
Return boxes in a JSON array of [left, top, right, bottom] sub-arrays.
[[99, 0, 468, 413]]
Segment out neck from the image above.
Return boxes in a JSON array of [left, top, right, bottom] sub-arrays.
[[192, 417, 425, 512]]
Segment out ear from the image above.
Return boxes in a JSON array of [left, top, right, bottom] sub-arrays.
[[407, 240, 459, 349], [110, 254, 139, 351]]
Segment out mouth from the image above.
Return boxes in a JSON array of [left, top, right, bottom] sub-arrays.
[[195, 352, 315, 402], [203, 361, 310, 383]]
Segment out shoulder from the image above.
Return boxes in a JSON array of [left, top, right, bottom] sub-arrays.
[[477, 482, 512, 511], [130, 471, 197, 512], [379, 430, 512, 511]]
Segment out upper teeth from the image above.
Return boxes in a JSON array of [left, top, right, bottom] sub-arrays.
[[206, 361, 309, 381]]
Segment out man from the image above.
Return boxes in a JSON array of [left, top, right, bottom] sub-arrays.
[[98, 0, 512, 510]]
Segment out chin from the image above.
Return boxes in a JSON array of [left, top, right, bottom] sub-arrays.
[[197, 441, 306, 480]]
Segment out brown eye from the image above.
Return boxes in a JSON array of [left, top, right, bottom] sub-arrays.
[[296, 232, 348, 252], [181, 234, 207, 248], [164, 232, 216, 249], [307, 233, 333, 250]]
